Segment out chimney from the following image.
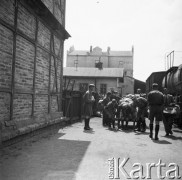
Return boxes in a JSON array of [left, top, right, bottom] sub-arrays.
[[69, 45, 75, 53], [90, 46, 92, 52], [132, 45, 134, 55], [107, 46, 110, 54]]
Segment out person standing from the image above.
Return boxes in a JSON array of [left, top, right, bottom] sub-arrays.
[[102, 92, 111, 126], [135, 96, 148, 132], [163, 88, 175, 136], [105, 99, 118, 129], [83, 84, 95, 130], [147, 83, 164, 140], [136, 88, 142, 97]]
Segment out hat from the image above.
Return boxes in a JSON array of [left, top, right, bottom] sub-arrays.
[[107, 92, 111, 95], [152, 83, 158, 88], [112, 99, 116, 102], [89, 84, 95, 88]]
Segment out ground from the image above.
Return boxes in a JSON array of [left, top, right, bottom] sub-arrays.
[[0, 117, 182, 180]]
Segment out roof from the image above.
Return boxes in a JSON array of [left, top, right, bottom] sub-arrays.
[[68, 50, 133, 57], [109, 51, 133, 56], [63, 67, 124, 78], [146, 71, 166, 82], [68, 50, 88, 56], [24, 0, 70, 40]]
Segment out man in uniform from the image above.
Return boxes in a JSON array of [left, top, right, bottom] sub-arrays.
[[147, 83, 164, 140], [83, 84, 95, 130]]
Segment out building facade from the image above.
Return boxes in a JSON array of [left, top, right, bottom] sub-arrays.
[[67, 46, 134, 77], [64, 46, 134, 95], [0, 0, 70, 141]]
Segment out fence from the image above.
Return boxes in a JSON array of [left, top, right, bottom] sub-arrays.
[[62, 90, 83, 122]]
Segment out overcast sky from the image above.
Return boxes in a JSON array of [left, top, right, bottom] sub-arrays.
[[64, 0, 182, 82]]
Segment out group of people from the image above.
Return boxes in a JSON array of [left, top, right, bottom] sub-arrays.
[[82, 83, 181, 141], [148, 83, 180, 140]]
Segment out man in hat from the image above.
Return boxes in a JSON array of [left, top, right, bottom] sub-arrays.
[[83, 84, 95, 130], [147, 83, 164, 140]]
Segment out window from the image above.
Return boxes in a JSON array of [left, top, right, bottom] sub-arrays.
[[100, 84, 107, 94], [79, 83, 88, 92], [119, 61, 124, 67], [119, 77, 124, 83], [74, 60, 78, 67], [95, 60, 103, 69]]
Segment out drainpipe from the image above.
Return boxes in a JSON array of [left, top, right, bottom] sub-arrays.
[[95, 78, 97, 91], [0, 122, 2, 148]]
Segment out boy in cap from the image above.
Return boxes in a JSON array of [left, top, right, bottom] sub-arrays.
[[135, 96, 148, 132], [105, 99, 118, 129], [83, 84, 95, 130]]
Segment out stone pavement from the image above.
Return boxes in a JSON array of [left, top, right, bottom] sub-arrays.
[[1, 117, 182, 180]]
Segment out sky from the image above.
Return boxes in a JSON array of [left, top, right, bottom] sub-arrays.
[[64, 0, 182, 82]]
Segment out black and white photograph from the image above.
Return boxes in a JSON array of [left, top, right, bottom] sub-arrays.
[[0, 0, 182, 179]]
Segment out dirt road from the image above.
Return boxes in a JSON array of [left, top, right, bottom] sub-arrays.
[[1, 117, 182, 180]]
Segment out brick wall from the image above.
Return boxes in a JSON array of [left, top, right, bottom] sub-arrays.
[[0, 25, 13, 89], [38, 22, 51, 50], [34, 95, 49, 120], [15, 36, 35, 91], [0, 93, 10, 124], [13, 94, 32, 122], [0, 0, 65, 133], [36, 48, 49, 93], [0, 0, 14, 26], [41, 0, 65, 26], [17, 4, 36, 40]]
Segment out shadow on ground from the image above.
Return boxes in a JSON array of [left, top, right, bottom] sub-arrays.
[[1, 130, 90, 180], [134, 131, 150, 136], [162, 135, 182, 141], [152, 139, 172, 144], [173, 129, 182, 134]]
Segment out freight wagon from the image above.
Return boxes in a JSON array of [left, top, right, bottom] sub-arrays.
[[146, 64, 182, 126], [146, 71, 166, 93]]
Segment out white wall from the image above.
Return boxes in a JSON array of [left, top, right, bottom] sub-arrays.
[[63, 77, 134, 96]]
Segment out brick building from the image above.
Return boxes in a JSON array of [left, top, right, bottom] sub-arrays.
[[0, 0, 70, 141], [64, 46, 134, 95]]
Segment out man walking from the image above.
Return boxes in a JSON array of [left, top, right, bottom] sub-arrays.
[[83, 84, 95, 130], [147, 83, 164, 140]]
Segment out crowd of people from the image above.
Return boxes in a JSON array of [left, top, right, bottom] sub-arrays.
[[82, 83, 181, 141]]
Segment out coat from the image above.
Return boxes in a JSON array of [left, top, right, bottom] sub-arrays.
[[83, 90, 95, 117]]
